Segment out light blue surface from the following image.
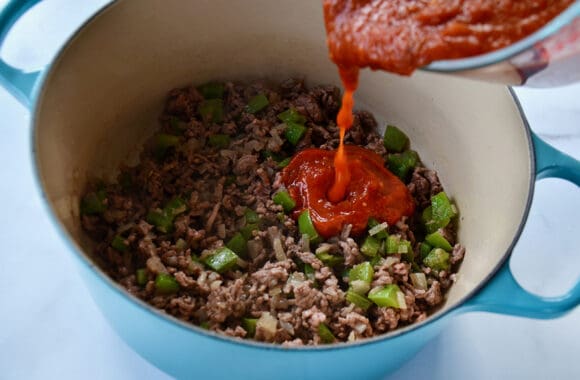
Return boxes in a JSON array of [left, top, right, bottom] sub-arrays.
[[0, 1, 579, 379]]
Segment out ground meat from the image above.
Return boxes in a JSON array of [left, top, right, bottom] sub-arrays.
[[80, 79, 465, 345]]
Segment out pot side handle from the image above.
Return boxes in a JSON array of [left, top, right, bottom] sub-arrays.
[[461, 132, 580, 319], [0, 0, 43, 108]]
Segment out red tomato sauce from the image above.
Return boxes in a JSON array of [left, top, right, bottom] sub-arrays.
[[323, 0, 574, 75], [281, 146, 415, 238]]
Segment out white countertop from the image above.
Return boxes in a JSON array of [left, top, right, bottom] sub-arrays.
[[1, 1, 579, 379]]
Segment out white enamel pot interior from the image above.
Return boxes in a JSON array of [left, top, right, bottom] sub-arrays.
[[33, 0, 534, 378]]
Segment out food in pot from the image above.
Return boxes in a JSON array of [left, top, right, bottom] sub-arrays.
[[80, 79, 465, 345], [323, 0, 575, 75]]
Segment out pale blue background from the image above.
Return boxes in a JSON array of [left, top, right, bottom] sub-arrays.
[[0, 1, 578, 379]]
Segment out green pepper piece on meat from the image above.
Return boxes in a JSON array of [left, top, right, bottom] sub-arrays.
[[386, 235, 401, 254], [345, 290, 372, 311], [277, 108, 307, 124], [198, 99, 224, 123], [315, 251, 344, 267], [244, 209, 260, 225], [298, 210, 321, 244], [155, 273, 180, 294], [419, 242, 433, 259], [423, 248, 450, 271], [226, 232, 248, 258], [242, 318, 258, 337], [383, 125, 409, 152], [146, 209, 174, 233], [361, 235, 380, 257], [111, 235, 128, 252], [204, 247, 239, 273], [277, 157, 292, 168], [349, 262, 374, 284], [273, 190, 296, 213], [431, 192, 457, 229], [245, 94, 269, 114], [164, 197, 188, 216], [425, 231, 453, 252], [136, 268, 148, 286], [368, 284, 404, 308], [80, 190, 107, 215], [318, 323, 336, 344], [155, 133, 180, 159], [388, 150, 419, 180], [284, 122, 307, 146]]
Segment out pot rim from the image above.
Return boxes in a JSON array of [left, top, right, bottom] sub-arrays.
[[29, 0, 536, 353]]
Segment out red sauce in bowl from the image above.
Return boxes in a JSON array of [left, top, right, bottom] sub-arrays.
[[323, 0, 574, 75]]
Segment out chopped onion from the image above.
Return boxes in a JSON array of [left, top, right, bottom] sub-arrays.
[[279, 320, 295, 335], [347, 330, 357, 342], [257, 312, 278, 339], [210, 280, 223, 290], [269, 286, 282, 296], [315, 243, 333, 255], [273, 237, 286, 261], [117, 222, 135, 234], [247, 240, 263, 259], [287, 272, 306, 287], [410, 273, 428, 290], [236, 257, 249, 269], [350, 280, 370, 295], [396, 291, 408, 310], [354, 323, 367, 334], [384, 256, 400, 268], [299, 234, 311, 252], [368, 222, 388, 236]]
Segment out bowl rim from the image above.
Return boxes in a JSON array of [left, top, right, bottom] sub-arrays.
[[424, 1, 580, 72], [30, 0, 536, 353]]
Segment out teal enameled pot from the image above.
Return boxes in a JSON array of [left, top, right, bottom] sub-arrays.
[[1, 1, 579, 379]]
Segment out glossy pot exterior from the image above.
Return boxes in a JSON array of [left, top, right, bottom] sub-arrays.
[[0, 1, 579, 379]]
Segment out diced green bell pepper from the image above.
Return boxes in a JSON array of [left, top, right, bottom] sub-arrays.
[[240, 223, 259, 240], [383, 125, 409, 152], [155, 273, 180, 294], [277, 157, 292, 168], [284, 121, 307, 146], [80, 190, 107, 215], [204, 247, 239, 273], [273, 190, 296, 213], [315, 251, 344, 267], [423, 248, 450, 271], [198, 99, 224, 123], [425, 231, 453, 251], [318, 323, 336, 344], [155, 133, 180, 158], [386, 235, 401, 254], [298, 210, 321, 244], [277, 108, 307, 124], [111, 235, 128, 252], [244, 209, 260, 224], [431, 191, 457, 228], [242, 318, 258, 337], [419, 242, 433, 259], [349, 262, 374, 284], [136, 268, 148, 286], [388, 150, 419, 180], [361, 235, 380, 257], [245, 94, 269, 114], [226, 232, 248, 258], [346, 290, 373, 311], [146, 209, 174, 233], [368, 284, 402, 308]]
